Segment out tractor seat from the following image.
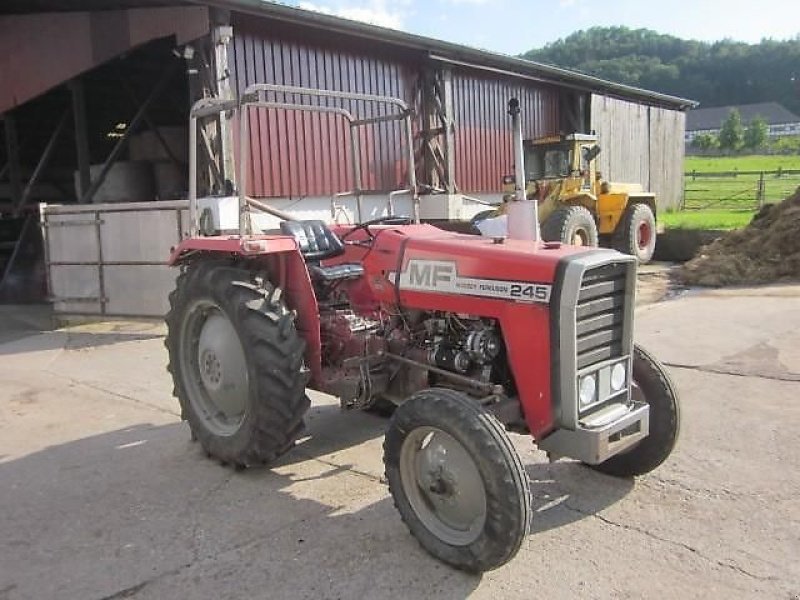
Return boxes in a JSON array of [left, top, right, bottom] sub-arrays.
[[280, 220, 364, 281]]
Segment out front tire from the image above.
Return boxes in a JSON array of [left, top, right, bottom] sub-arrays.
[[542, 205, 599, 247], [165, 261, 310, 467], [589, 345, 680, 477], [615, 203, 656, 263], [384, 388, 531, 572]]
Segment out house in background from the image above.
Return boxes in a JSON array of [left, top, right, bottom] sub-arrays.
[[685, 102, 800, 143]]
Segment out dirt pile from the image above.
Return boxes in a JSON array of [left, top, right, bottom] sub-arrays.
[[678, 188, 800, 286]]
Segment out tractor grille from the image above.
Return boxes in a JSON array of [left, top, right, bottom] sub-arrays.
[[575, 262, 629, 370]]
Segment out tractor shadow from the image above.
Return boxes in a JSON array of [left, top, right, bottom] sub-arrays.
[[524, 459, 635, 535], [0, 420, 482, 599], [0, 395, 634, 598]]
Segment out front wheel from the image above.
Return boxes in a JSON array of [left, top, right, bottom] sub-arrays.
[[589, 345, 680, 477], [615, 203, 657, 263], [541, 205, 599, 247], [384, 388, 531, 572]]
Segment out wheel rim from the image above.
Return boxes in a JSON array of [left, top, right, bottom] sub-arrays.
[[572, 228, 588, 246], [637, 221, 652, 250], [180, 300, 249, 437], [399, 426, 487, 546]]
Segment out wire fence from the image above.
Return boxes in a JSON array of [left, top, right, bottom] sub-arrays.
[[682, 169, 800, 210]]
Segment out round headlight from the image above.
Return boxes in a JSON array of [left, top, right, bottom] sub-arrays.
[[579, 374, 597, 407], [611, 362, 626, 392]]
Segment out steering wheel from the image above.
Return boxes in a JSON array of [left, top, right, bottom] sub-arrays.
[[341, 215, 412, 241]]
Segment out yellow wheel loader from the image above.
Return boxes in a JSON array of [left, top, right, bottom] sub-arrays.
[[474, 133, 658, 263]]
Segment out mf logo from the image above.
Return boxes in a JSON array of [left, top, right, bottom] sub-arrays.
[[408, 261, 454, 287]]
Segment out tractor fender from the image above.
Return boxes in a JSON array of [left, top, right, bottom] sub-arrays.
[[627, 194, 657, 219], [167, 235, 324, 386]]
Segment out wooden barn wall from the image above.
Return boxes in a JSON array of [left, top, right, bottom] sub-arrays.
[[591, 95, 685, 210], [229, 16, 417, 198], [649, 106, 686, 211], [452, 70, 560, 193]]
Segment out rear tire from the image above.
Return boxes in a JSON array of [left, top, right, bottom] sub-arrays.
[[384, 388, 531, 572], [165, 261, 310, 467], [615, 203, 656, 263], [589, 345, 680, 477], [542, 206, 599, 247]]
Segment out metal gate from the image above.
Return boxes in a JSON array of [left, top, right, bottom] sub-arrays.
[[41, 200, 188, 317]]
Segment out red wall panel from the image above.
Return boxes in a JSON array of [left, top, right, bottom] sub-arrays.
[[452, 70, 560, 193], [229, 17, 416, 198]]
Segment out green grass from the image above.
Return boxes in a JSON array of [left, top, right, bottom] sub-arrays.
[[685, 155, 800, 173], [660, 209, 755, 230], [681, 154, 800, 213]]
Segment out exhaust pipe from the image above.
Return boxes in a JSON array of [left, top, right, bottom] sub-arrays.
[[506, 98, 539, 242]]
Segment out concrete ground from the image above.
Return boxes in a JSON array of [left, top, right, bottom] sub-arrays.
[[1, 280, 799, 600]]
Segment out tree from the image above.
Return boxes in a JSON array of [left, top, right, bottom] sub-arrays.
[[691, 133, 719, 151], [744, 115, 769, 150], [521, 28, 800, 115], [718, 109, 744, 152]]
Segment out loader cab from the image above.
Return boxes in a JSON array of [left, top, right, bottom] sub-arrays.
[[524, 133, 600, 192]]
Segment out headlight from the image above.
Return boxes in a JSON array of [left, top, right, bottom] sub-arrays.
[[611, 362, 627, 392], [579, 374, 597, 407]]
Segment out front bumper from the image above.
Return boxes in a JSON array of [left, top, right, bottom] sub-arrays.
[[537, 401, 650, 465]]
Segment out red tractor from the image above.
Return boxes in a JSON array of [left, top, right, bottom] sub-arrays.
[[166, 86, 680, 572]]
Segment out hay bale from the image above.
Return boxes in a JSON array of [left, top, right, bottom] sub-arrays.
[[678, 188, 800, 287]]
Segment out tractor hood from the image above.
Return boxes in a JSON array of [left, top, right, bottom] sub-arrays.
[[364, 224, 620, 306]]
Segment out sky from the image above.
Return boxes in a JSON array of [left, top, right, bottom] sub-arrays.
[[288, 0, 800, 56]]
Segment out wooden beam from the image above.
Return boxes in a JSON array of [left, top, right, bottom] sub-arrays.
[[3, 114, 23, 207], [15, 109, 70, 216], [441, 67, 456, 194], [118, 75, 186, 169], [81, 61, 178, 204], [69, 79, 92, 198]]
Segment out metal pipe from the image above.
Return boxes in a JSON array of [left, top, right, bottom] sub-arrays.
[[245, 196, 294, 222], [404, 114, 420, 223], [506, 98, 538, 241], [188, 115, 198, 236], [510, 99, 526, 204], [238, 107, 250, 237], [245, 83, 410, 112], [349, 122, 363, 222], [387, 188, 412, 214], [384, 352, 501, 395]]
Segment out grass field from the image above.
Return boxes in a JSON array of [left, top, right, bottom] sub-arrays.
[[685, 155, 800, 173], [674, 154, 800, 229], [660, 209, 755, 230]]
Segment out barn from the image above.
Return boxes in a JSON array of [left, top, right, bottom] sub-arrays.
[[0, 0, 694, 316]]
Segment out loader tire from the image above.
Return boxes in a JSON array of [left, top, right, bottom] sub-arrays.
[[165, 261, 310, 468], [541, 205, 598, 247], [384, 388, 531, 572], [614, 202, 656, 263], [589, 345, 680, 478]]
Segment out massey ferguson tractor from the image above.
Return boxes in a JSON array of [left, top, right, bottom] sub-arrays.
[[165, 85, 680, 572]]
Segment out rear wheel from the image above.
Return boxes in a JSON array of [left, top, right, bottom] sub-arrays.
[[589, 345, 680, 477], [542, 205, 599, 247], [165, 261, 310, 467], [384, 388, 531, 572], [615, 203, 656, 263]]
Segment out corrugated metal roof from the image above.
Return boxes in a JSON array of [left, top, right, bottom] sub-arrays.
[[1, 0, 696, 110]]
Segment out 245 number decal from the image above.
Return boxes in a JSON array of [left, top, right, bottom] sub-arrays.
[[510, 284, 550, 302]]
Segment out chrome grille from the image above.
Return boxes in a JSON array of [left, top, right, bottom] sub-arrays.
[[575, 262, 629, 370]]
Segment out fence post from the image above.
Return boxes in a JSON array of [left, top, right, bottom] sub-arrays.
[[757, 171, 765, 208]]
